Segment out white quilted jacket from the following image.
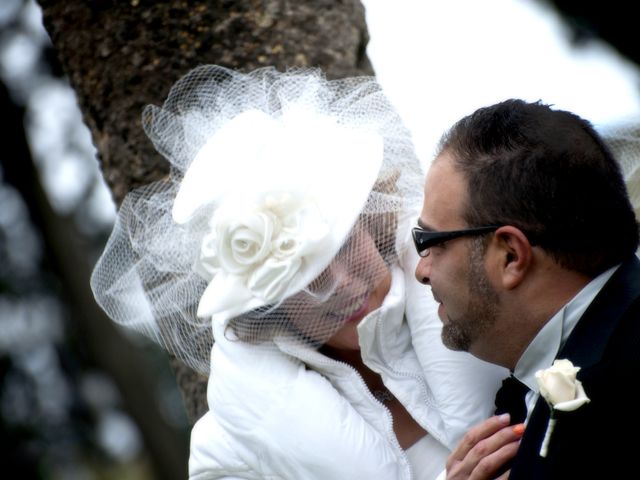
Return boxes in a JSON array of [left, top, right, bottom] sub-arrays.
[[189, 249, 507, 480]]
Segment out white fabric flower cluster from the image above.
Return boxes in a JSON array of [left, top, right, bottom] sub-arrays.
[[195, 192, 331, 317]]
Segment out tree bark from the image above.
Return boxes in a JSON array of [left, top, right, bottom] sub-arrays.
[[36, 0, 372, 472]]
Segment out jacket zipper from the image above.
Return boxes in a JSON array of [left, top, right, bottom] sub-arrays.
[[293, 348, 414, 480]]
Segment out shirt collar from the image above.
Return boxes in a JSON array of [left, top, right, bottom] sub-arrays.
[[513, 264, 619, 392]]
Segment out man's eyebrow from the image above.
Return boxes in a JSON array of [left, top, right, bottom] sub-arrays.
[[416, 219, 435, 231]]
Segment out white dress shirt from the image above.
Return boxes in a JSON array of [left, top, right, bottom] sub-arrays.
[[513, 264, 618, 420]]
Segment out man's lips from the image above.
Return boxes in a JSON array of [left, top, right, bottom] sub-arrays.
[[431, 290, 447, 321]]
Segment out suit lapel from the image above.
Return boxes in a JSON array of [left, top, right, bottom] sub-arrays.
[[558, 256, 640, 367], [510, 256, 640, 477]]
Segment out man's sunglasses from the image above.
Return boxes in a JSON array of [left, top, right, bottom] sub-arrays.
[[412, 225, 502, 257]]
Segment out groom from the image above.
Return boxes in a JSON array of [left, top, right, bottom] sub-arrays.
[[414, 99, 640, 479]]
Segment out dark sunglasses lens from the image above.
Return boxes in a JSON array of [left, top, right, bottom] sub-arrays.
[[414, 225, 500, 257], [413, 229, 436, 256]]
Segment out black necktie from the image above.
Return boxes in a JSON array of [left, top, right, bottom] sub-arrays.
[[494, 374, 529, 424]]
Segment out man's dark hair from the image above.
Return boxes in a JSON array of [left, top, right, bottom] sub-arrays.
[[438, 98, 639, 276]]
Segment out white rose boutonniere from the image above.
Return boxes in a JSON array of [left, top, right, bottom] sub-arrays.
[[535, 359, 590, 457]]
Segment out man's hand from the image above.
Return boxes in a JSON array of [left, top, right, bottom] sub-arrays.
[[446, 414, 524, 480]]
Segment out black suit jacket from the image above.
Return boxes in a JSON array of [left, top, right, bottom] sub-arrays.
[[508, 256, 640, 479]]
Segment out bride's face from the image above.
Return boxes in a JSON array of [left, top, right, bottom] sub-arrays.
[[286, 226, 392, 351]]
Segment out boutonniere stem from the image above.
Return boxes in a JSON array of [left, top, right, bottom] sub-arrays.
[[539, 416, 557, 457]]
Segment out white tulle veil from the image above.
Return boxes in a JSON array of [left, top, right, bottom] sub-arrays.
[[90, 65, 424, 374]]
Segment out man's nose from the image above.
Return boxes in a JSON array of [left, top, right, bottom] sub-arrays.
[[414, 256, 431, 285]]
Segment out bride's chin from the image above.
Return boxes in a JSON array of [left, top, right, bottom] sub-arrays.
[[324, 321, 361, 351]]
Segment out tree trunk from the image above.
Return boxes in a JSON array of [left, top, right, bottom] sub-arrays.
[[36, 0, 372, 474]]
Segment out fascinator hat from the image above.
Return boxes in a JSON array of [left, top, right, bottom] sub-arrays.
[[90, 65, 423, 373]]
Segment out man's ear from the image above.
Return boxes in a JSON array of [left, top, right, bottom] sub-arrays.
[[490, 226, 533, 290]]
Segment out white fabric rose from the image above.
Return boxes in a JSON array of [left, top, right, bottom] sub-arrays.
[[195, 193, 331, 317], [535, 359, 590, 411]]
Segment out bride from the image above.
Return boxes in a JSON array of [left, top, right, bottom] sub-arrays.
[[90, 64, 506, 479]]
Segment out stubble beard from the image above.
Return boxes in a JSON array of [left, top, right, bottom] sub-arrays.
[[441, 240, 499, 352]]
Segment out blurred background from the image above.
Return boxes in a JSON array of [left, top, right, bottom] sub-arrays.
[[1, 0, 638, 478], [364, 1, 640, 164], [0, 1, 189, 478]]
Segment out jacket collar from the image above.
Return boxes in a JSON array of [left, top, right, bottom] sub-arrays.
[[558, 255, 640, 368]]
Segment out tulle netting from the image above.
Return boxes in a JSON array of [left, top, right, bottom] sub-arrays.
[[90, 65, 424, 374]]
